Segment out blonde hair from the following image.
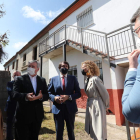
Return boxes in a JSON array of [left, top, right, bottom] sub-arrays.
[[81, 60, 100, 76]]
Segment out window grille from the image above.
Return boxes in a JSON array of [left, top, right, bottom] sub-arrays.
[[77, 6, 93, 28]]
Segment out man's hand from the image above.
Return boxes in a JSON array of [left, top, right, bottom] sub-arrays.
[[61, 95, 69, 103], [33, 90, 43, 100], [128, 49, 140, 69], [37, 90, 43, 99], [26, 91, 43, 101], [26, 93, 35, 101], [54, 96, 63, 104]]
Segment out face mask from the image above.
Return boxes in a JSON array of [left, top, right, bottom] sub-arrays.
[[60, 68, 68, 75], [81, 69, 90, 76], [81, 69, 87, 75], [27, 67, 35, 76], [14, 76, 19, 81]]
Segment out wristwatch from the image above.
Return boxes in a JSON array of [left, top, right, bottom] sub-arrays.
[[68, 95, 72, 101]]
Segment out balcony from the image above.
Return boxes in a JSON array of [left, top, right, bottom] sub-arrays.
[[39, 24, 137, 62]]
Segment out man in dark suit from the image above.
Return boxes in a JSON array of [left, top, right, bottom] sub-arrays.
[[5, 71, 21, 140], [13, 60, 49, 140], [48, 61, 81, 140]]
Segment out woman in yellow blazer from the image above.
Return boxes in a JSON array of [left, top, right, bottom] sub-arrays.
[[81, 60, 109, 140]]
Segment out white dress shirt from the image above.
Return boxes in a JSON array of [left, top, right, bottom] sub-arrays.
[[29, 74, 37, 94]]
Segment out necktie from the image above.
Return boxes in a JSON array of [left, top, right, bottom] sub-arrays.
[[62, 76, 65, 92], [84, 77, 90, 91]]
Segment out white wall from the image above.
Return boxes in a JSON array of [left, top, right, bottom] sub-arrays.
[[49, 48, 111, 89], [102, 59, 112, 89], [49, 0, 140, 34], [110, 65, 126, 89]]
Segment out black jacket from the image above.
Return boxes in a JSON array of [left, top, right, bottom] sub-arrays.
[[13, 74, 49, 123], [5, 80, 17, 112]]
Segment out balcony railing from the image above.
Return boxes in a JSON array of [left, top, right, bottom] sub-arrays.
[[39, 24, 136, 59], [107, 24, 136, 57]]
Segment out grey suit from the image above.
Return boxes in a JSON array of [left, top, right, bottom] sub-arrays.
[[85, 76, 109, 140]]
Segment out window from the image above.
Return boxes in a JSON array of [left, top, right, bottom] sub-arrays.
[[12, 61, 15, 69], [16, 59, 18, 70], [23, 54, 26, 66], [33, 46, 37, 60], [77, 6, 93, 28], [94, 60, 103, 82], [68, 66, 77, 78]]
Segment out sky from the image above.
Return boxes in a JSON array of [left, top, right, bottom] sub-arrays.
[[0, 0, 75, 70]]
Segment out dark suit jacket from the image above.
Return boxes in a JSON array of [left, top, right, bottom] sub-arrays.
[[48, 75, 81, 114], [13, 74, 49, 123], [5, 81, 17, 112]]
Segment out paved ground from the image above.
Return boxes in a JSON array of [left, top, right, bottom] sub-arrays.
[[44, 101, 137, 140]]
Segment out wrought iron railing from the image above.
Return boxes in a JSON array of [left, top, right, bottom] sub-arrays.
[[107, 24, 136, 57], [39, 25, 66, 55], [39, 24, 137, 59]]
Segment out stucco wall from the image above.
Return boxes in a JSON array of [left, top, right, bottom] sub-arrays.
[[49, 0, 140, 34], [49, 48, 111, 89]]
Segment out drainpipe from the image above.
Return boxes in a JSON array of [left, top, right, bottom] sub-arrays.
[[63, 44, 66, 61], [105, 34, 111, 67], [40, 56, 42, 77]]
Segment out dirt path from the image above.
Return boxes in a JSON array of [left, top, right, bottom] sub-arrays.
[[75, 116, 127, 140]]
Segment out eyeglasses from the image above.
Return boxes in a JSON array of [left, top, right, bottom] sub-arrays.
[[133, 25, 140, 37]]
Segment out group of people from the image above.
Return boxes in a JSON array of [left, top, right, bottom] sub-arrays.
[[3, 6, 140, 140], [4, 59, 109, 140]]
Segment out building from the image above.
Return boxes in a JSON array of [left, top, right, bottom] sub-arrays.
[[4, 0, 140, 126]]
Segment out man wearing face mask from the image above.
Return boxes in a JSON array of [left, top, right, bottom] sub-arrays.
[[13, 60, 49, 140], [48, 61, 81, 140], [5, 71, 21, 140]]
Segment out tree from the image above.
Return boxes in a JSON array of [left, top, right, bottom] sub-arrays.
[[0, 4, 5, 18], [0, 4, 8, 63]]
